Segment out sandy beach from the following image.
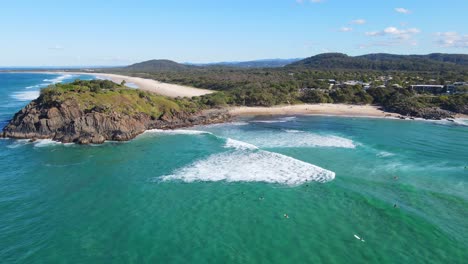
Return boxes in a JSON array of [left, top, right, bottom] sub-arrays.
[[36, 71, 468, 120], [228, 104, 394, 118], [62, 72, 214, 98]]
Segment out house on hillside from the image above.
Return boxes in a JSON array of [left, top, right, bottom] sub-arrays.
[[410, 85, 445, 94], [409, 84, 467, 94]]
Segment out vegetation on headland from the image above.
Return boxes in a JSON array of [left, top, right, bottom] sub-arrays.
[[3, 80, 230, 144], [39, 79, 203, 118]]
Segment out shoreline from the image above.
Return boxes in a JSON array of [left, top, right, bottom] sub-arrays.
[[228, 104, 468, 121], [228, 104, 394, 118], [4, 71, 467, 121], [26, 71, 214, 98], [227, 104, 468, 121]]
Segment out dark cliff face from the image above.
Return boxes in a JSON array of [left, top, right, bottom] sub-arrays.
[[2, 99, 230, 144]]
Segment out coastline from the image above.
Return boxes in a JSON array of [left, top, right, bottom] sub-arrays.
[[228, 104, 468, 121], [228, 104, 394, 118], [6, 71, 467, 121], [30, 71, 214, 98]]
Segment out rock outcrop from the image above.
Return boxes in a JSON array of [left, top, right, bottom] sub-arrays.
[[391, 106, 455, 120], [2, 99, 230, 144]]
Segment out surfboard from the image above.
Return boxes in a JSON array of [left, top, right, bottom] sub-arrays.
[[354, 234, 365, 242]]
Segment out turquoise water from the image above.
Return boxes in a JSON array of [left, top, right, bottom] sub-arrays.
[[1, 74, 467, 263]]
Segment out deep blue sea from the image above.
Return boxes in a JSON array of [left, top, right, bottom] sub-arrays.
[[0, 73, 467, 263]]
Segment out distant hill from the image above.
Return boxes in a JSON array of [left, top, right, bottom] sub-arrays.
[[122, 59, 192, 72], [193, 58, 303, 68], [118, 53, 468, 72], [289, 53, 468, 71], [417, 53, 468, 66]]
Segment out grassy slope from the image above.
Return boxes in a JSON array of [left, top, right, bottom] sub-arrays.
[[39, 80, 190, 119]]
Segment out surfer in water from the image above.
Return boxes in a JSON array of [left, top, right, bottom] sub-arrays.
[[284, 214, 289, 219], [354, 234, 365, 242]]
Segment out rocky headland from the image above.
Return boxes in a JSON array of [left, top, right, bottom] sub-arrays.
[[2, 80, 230, 144]]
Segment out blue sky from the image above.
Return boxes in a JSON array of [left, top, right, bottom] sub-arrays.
[[1, 0, 467, 66]]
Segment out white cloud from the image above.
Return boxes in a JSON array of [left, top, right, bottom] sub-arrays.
[[363, 26, 420, 47], [365, 27, 420, 39], [395, 8, 411, 14], [435, 32, 468, 48], [351, 19, 366, 25], [339, 27, 353, 32]]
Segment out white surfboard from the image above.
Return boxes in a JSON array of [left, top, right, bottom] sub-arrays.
[[354, 234, 365, 242]]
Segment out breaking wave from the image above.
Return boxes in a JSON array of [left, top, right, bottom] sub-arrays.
[[43, 74, 75, 84], [224, 138, 258, 150], [25, 84, 47, 89], [6, 139, 66, 148], [33, 139, 63, 148], [143, 129, 212, 135], [239, 131, 356, 149], [284, 129, 304, 133], [11, 91, 40, 101], [14, 74, 78, 102], [453, 119, 468, 127], [160, 138, 335, 185], [250, 116, 297, 123]]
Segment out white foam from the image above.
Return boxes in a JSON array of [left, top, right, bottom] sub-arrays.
[[284, 129, 304, 133], [453, 119, 468, 127], [6, 139, 30, 149], [6, 139, 62, 148], [232, 121, 249, 126], [376, 151, 395, 158], [25, 84, 47, 89], [160, 149, 335, 185], [43, 74, 75, 84], [33, 139, 62, 148], [224, 138, 258, 150], [143, 129, 212, 135], [238, 131, 356, 149], [11, 91, 40, 101], [251, 116, 297, 123]]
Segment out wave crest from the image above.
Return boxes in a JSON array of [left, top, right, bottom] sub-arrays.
[[160, 138, 335, 185], [236, 131, 356, 149], [43, 74, 75, 84], [11, 91, 40, 101], [143, 129, 212, 135], [224, 138, 258, 150]]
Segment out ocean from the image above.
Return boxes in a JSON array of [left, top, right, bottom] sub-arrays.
[[0, 73, 467, 263]]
